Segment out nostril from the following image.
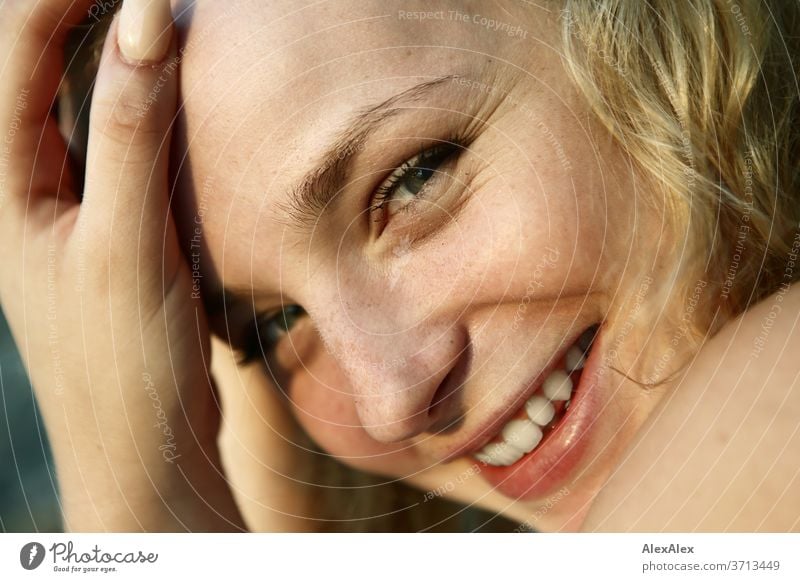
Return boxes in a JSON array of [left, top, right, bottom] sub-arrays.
[[427, 349, 471, 434]]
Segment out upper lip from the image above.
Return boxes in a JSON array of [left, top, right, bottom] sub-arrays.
[[437, 324, 591, 464]]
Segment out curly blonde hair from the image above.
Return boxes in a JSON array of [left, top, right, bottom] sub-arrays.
[[560, 0, 799, 356]]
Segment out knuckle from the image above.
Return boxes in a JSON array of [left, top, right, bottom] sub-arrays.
[[103, 91, 147, 134], [94, 95, 157, 140], [91, 82, 168, 156]]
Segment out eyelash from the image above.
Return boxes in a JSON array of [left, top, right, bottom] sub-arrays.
[[238, 304, 306, 366], [369, 140, 464, 222]]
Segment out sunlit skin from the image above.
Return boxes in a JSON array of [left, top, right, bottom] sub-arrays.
[[2, 0, 796, 535], [171, 0, 686, 530]]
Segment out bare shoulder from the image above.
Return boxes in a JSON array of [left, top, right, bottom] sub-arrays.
[[583, 283, 800, 531]]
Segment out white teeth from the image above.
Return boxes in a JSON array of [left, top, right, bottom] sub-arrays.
[[565, 345, 585, 372], [475, 336, 590, 466], [474, 451, 494, 464], [525, 395, 555, 426], [476, 441, 525, 466], [542, 369, 573, 401], [502, 419, 543, 453]]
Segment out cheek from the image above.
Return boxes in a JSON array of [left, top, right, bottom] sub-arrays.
[[420, 179, 604, 303], [447, 138, 633, 301], [287, 357, 415, 475]]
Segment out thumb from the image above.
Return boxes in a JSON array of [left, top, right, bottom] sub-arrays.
[[81, 0, 178, 258]]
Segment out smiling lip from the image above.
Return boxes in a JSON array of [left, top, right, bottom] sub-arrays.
[[472, 324, 605, 501], [439, 324, 597, 466]]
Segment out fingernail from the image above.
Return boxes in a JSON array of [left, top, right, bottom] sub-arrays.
[[118, 0, 173, 64]]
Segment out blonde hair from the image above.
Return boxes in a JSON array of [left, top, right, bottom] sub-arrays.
[[560, 0, 800, 355]]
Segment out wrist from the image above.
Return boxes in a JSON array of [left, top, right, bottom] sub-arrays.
[[52, 414, 244, 531]]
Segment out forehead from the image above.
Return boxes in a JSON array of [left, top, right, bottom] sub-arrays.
[[172, 0, 558, 292]]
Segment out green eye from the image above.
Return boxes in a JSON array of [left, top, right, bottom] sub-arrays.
[[240, 304, 306, 364], [261, 304, 305, 343], [371, 144, 457, 217], [401, 164, 438, 197]]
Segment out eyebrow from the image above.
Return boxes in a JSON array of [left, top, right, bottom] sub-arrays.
[[208, 75, 461, 320], [282, 74, 458, 230]]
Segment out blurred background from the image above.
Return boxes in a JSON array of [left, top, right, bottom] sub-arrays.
[[0, 310, 62, 532]]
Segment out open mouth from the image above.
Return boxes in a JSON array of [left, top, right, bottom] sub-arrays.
[[472, 324, 599, 467]]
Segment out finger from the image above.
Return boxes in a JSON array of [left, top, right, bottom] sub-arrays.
[[0, 1, 96, 228], [0, 1, 96, 125], [82, 0, 177, 252]]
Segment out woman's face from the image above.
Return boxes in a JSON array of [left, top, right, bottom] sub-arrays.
[[174, 0, 674, 530]]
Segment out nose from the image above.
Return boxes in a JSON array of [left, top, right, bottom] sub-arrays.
[[320, 317, 468, 443]]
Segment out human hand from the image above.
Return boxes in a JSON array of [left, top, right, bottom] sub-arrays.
[[0, 0, 244, 531]]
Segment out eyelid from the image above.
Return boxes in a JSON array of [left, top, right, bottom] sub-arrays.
[[371, 146, 453, 209], [368, 139, 466, 235], [236, 309, 272, 365], [237, 306, 303, 365], [384, 148, 478, 249]]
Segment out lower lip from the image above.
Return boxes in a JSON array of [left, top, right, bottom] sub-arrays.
[[476, 326, 605, 501]]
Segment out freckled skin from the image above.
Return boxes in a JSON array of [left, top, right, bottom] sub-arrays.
[[172, 0, 680, 530]]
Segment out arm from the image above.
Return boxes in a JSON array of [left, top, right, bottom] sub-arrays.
[[584, 283, 800, 531], [213, 337, 318, 531]]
